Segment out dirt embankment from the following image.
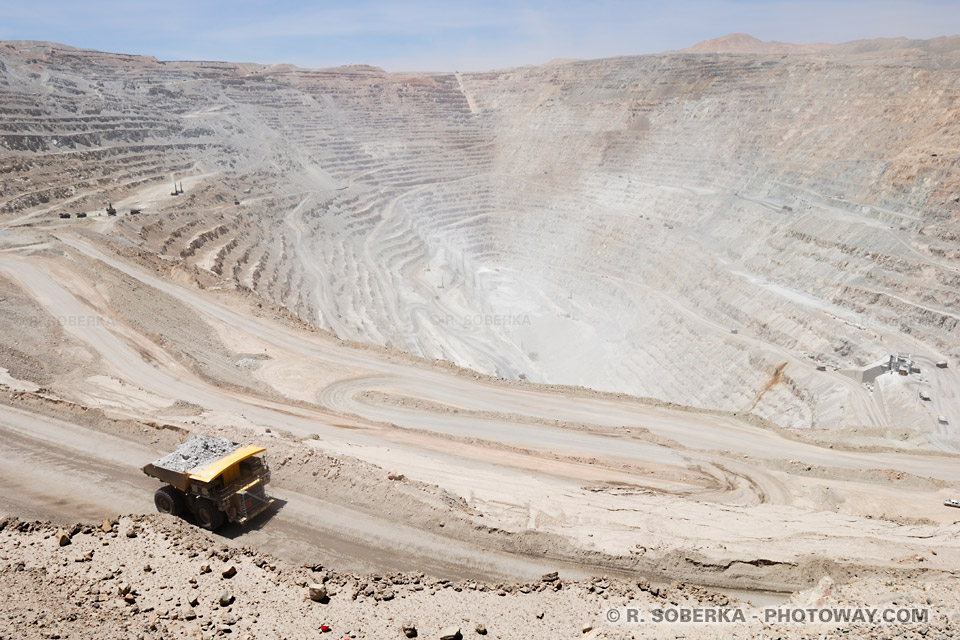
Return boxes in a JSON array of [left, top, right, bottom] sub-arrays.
[[2, 515, 956, 640]]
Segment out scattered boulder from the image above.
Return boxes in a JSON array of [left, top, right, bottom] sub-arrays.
[[308, 584, 328, 602], [100, 519, 113, 533], [55, 529, 71, 546], [183, 606, 197, 620], [200, 563, 211, 574], [402, 621, 417, 638], [541, 572, 558, 582], [439, 626, 461, 640], [222, 565, 237, 579], [219, 589, 234, 607], [475, 623, 487, 635]]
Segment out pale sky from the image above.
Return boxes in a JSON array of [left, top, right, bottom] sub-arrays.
[[2, 0, 958, 71]]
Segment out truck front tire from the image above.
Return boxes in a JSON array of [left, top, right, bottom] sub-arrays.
[[154, 486, 185, 516], [194, 498, 225, 530]]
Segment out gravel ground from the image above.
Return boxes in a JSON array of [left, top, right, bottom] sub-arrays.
[[1, 515, 957, 640]]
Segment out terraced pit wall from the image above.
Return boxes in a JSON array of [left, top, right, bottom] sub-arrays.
[[1, 41, 958, 429]]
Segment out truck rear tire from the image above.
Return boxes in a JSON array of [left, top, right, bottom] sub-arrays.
[[194, 498, 225, 530], [154, 486, 185, 516]]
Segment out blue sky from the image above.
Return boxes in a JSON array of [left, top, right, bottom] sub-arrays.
[[2, 1, 958, 71]]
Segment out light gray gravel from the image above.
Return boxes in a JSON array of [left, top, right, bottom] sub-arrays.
[[152, 435, 240, 472]]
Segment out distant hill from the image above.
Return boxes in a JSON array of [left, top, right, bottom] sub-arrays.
[[677, 33, 831, 54], [677, 32, 960, 58]]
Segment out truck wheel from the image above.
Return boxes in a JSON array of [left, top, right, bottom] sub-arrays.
[[154, 486, 185, 516], [194, 498, 225, 530]]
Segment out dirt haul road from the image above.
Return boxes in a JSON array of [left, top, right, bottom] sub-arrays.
[[0, 403, 586, 583], [0, 232, 958, 592]]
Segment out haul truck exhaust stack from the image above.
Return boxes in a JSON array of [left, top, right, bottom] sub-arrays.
[[143, 435, 274, 530]]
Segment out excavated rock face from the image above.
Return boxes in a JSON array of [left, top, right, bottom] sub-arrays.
[[1, 41, 958, 430]]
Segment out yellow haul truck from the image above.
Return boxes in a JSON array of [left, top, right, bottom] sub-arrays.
[[142, 435, 274, 530]]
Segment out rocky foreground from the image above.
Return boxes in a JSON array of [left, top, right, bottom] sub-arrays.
[[1, 515, 957, 640]]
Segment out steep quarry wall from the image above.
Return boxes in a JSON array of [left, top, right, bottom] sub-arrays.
[[1, 41, 958, 431]]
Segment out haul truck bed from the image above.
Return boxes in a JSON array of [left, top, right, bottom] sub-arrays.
[[142, 435, 274, 530]]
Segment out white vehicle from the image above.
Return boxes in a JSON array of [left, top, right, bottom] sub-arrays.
[[945, 499, 960, 509], [936, 361, 949, 368], [938, 414, 949, 425]]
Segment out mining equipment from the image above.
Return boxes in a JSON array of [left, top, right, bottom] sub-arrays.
[[142, 435, 274, 530]]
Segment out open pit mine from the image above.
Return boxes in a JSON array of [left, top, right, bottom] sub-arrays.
[[0, 36, 959, 639]]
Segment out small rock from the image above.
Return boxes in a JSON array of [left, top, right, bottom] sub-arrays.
[[541, 572, 559, 582], [222, 613, 240, 626], [308, 584, 328, 602], [101, 519, 113, 533], [536, 612, 544, 619], [439, 626, 461, 640], [222, 565, 237, 579], [402, 621, 417, 638], [144, 564, 152, 573], [55, 529, 71, 546], [125, 526, 138, 538], [200, 564, 211, 574], [188, 595, 199, 607], [118, 583, 132, 596], [183, 606, 197, 620], [475, 623, 487, 635], [582, 626, 593, 634], [123, 593, 137, 604], [219, 589, 234, 607]]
